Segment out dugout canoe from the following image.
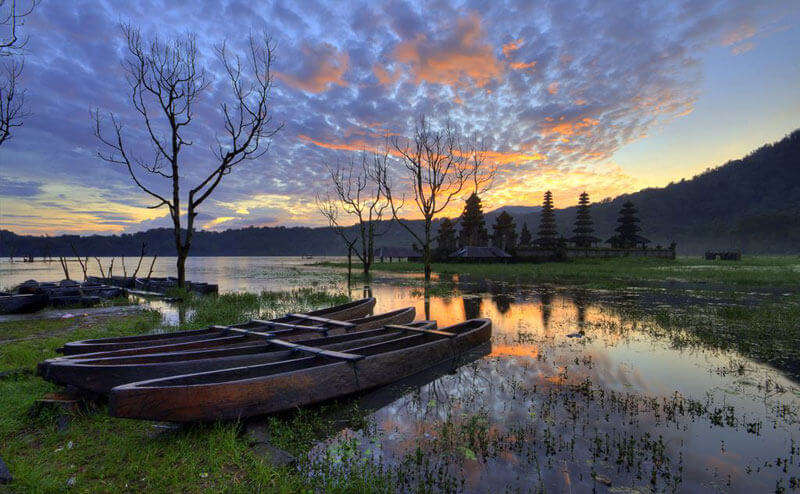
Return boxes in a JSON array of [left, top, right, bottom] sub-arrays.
[[39, 307, 418, 393], [109, 319, 492, 422], [57, 297, 376, 355], [48, 306, 412, 363], [0, 293, 48, 315]]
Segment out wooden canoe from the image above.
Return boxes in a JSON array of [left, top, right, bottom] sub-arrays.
[[109, 319, 492, 422], [57, 297, 376, 355], [39, 308, 418, 393], [0, 293, 48, 314], [48, 306, 412, 363]]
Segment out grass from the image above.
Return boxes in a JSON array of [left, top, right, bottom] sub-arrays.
[[317, 255, 800, 289], [642, 296, 800, 380], [0, 288, 397, 492], [3, 268, 800, 491]]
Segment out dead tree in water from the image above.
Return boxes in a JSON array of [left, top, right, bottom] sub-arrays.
[[316, 195, 358, 286], [146, 255, 158, 280], [69, 243, 88, 280], [58, 257, 70, 280], [93, 25, 282, 287], [376, 116, 476, 283], [94, 257, 106, 278], [130, 243, 147, 279], [324, 150, 389, 277]]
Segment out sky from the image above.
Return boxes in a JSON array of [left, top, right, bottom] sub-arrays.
[[0, 0, 798, 235]]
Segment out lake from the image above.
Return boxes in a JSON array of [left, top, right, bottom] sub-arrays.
[[3, 256, 798, 492]]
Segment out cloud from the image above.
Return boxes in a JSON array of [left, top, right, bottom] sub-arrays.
[[1, 0, 797, 234], [502, 38, 523, 58], [275, 41, 349, 93], [0, 176, 43, 197], [391, 12, 503, 89]]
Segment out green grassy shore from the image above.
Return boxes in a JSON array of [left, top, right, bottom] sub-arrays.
[[0, 289, 398, 492], [2, 258, 799, 491], [317, 255, 800, 289]]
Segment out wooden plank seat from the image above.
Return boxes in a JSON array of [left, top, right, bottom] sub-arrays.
[[285, 314, 356, 328]]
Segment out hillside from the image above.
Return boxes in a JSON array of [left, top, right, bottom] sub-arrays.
[[2, 129, 798, 256]]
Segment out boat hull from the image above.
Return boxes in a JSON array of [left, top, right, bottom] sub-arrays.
[[40, 308, 417, 393], [0, 294, 48, 314], [57, 297, 376, 355], [109, 319, 492, 422]]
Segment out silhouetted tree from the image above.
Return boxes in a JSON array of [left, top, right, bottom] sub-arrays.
[[376, 116, 476, 283], [571, 191, 598, 248], [536, 190, 558, 247], [435, 217, 457, 258], [324, 150, 388, 277], [316, 197, 358, 286], [93, 25, 282, 287], [519, 222, 532, 247], [607, 201, 648, 248], [0, 59, 24, 146], [491, 211, 517, 253], [458, 192, 488, 247], [0, 0, 38, 147]]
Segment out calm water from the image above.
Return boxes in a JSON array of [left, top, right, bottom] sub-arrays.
[[3, 257, 798, 492]]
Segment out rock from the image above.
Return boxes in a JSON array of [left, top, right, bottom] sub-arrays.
[[0, 456, 11, 484], [243, 422, 272, 444], [251, 442, 297, 467], [243, 422, 297, 467], [59, 279, 80, 287], [566, 331, 584, 338], [591, 472, 612, 486], [66, 476, 76, 487]]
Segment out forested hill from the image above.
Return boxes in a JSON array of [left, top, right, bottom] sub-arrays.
[[2, 129, 798, 257]]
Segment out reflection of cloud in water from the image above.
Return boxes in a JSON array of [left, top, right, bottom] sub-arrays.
[[314, 284, 800, 492]]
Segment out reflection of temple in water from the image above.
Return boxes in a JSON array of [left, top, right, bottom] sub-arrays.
[[463, 296, 483, 320], [538, 288, 553, 330], [492, 294, 513, 314], [572, 290, 588, 330]]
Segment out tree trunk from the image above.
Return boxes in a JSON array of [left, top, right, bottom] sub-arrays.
[[423, 221, 432, 283], [176, 252, 187, 289], [346, 245, 352, 288]]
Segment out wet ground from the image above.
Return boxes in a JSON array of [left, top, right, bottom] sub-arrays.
[[3, 257, 799, 492]]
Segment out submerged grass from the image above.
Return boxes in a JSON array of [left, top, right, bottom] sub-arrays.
[[643, 296, 800, 380], [0, 288, 395, 492]]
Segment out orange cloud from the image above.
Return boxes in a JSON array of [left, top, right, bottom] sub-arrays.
[[547, 82, 559, 95], [298, 134, 370, 152], [275, 42, 349, 93], [540, 116, 599, 137], [301, 133, 545, 167], [392, 13, 503, 88], [502, 38, 523, 57], [373, 64, 399, 86], [510, 61, 536, 70]]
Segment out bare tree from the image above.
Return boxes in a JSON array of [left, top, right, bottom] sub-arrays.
[[93, 25, 282, 287], [69, 242, 88, 280], [325, 150, 389, 277], [0, 58, 24, 146], [376, 116, 473, 283], [0, 0, 38, 53], [316, 195, 359, 286], [464, 133, 497, 195], [0, 0, 37, 147]]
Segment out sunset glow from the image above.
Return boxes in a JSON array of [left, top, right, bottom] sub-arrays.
[[0, 1, 798, 234]]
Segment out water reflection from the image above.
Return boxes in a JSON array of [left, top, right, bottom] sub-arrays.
[[4, 257, 799, 491], [314, 284, 800, 493]]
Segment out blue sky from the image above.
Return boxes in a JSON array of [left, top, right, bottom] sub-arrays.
[[0, 0, 798, 234]]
